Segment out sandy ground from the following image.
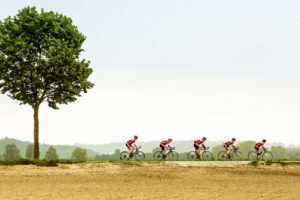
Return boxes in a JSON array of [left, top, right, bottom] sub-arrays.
[[0, 161, 300, 200]]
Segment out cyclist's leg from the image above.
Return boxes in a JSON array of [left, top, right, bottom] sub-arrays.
[[199, 146, 203, 154], [255, 147, 260, 155], [160, 145, 166, 154], [194, 144, 200, 155], [224, 145, 229, 156], [228, 147, 232, 156], [164, 146, 170, 154], [126, 144, 133, 158], [258, 147, 262, 155]]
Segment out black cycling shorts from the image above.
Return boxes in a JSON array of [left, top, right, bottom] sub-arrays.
[[160, 144, 165, 151], [224, 144, 229, 150], [126, 143, 132, 150], [194, 144, 200, 150]]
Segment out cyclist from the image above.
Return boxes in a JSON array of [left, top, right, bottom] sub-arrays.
[[160, 138, 173, 157], [255, 139, 267, 155], [126, 135, 138, 158], [224, 138, 237, 158], [194, 137, 207, 156]]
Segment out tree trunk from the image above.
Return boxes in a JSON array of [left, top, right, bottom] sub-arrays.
[[33, 105, 40, 160]]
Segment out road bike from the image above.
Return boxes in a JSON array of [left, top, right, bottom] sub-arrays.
[[120, 146, 145, 161], [187, 147, 213, 161], [153, 147, 178, 161], [217, 147, 243, 161], [248, 149, 273, 161]]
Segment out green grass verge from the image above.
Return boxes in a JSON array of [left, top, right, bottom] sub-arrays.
[[248, 160, 259, 167], [0, 159, 86, 167]]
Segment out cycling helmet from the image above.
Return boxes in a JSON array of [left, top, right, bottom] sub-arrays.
[[134, 135, 138, 139], [232, 138, 236, 141], [203, 137, 207, 140], [168, 138, 173, 142], [262, 139, 266, 142]]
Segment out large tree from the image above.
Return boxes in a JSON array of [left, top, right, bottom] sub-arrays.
[[0, 7, 94, 159]]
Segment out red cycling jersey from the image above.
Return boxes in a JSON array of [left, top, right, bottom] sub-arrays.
[[194, 139, 206, 148], [224, 141, 236, 149], [126, 139, 136, 146], [160, 140, 170, 147], [255, 142, 266, 150]]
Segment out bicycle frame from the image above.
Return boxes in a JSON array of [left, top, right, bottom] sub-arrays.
[[227, 148, 239, 156], [129, 146, 141, 157], [165, 147, 175, 155], [194, 147, 210, 155]]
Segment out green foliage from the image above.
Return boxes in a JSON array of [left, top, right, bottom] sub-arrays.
[[0, 159, 84, 166], [1, 138, 300, 161], [0, 6, 94, 108], [277, 160, 289, 167], [57, 159, 85, 164], [25, 144, 34, 159], [249, 160, 259, 167], [2, 143, 21, 160], [72, 147, 87, 161], [265, 160, 273, 165], [152, 147, 161, 154], [236, 141, 256, 158], [45, 146, 59, 160], [0, 159, 56, 166], [0, 138, 99, 159], [286, 148, 300, 160], [212, 144, 225, 158], [0, 6, 94, 159], [95, 149, 121, 160], [271, 146, 287, 159]]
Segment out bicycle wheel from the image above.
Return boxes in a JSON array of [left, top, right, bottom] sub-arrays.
[[153, 151, 164, 161], [217, 151, 228, 161], [263, 151, 273, 161], [120, 151, 129, 161], [232, 151, 243, 161], [187, 151, 200, 161], [167, 151, 178, 161], [248, 151, 258, 161], [134, 151, 145, 161], [202, 151, 213, 161]]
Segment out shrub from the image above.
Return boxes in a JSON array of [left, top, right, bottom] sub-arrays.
[[249, 160, 259, 167]]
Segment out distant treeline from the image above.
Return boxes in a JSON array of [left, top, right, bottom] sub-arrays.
[[0, 138, 98, 159], [1, 138, 300, 160], [0, 143, 88, 161]]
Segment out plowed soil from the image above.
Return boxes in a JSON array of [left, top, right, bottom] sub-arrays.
[[0, 162, 299, 200]]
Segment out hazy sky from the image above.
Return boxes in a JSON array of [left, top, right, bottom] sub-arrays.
[[0, 0, 299, 145]]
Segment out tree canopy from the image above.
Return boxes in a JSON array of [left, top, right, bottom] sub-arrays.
[[0, 7, 94, 159], [72, 147, 87, 161], [45, 146, 59, 160], [3, 143, 21, 160], [25, 144, 34, 159], [0, 6, 94, 108]]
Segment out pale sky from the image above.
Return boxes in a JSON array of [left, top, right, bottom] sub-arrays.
[[0, 0, 299, 145]]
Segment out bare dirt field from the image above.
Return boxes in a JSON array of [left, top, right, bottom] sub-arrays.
[[0, 161, 300, 200]]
